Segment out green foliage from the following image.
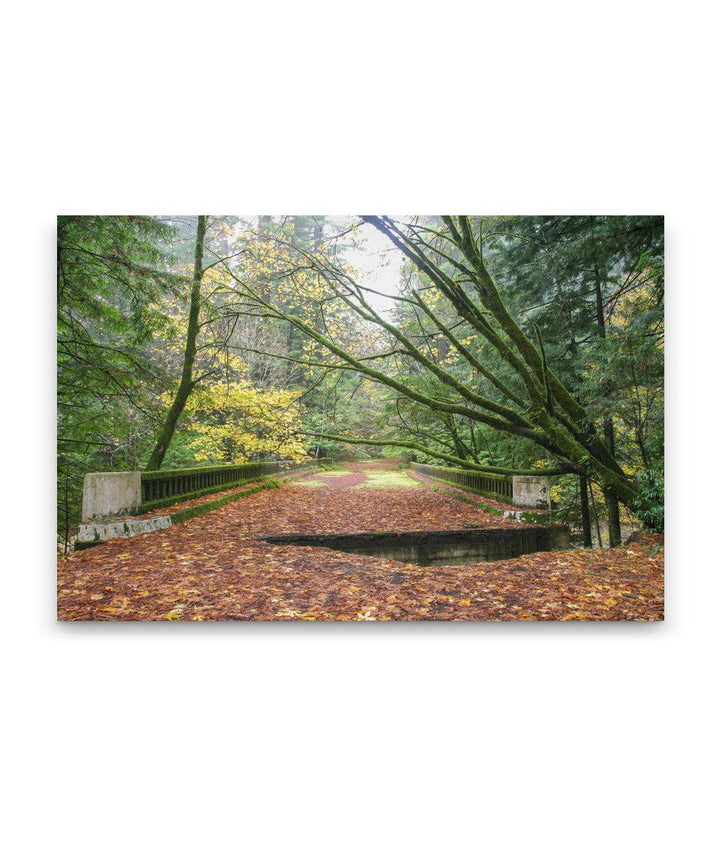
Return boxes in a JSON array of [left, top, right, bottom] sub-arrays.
[[634, 464, 664, 533], [58, 212, 663, 549], [57, 216, 181, 535]]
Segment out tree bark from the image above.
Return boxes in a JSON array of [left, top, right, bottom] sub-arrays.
[[589, 481, 603, 549], [602, 419, 622, 546], [368, 216, 639, 507], [232, 216, 640, 509], [594, 266, 623, 546], [146, 215, 207, 470], [579, 475, 593, 548]]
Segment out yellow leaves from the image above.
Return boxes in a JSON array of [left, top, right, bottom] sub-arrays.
[[182, 378, 309, 465], [166, 605, 184, 620], [275, 608, 317, 620], [356, 609, 377, 621]]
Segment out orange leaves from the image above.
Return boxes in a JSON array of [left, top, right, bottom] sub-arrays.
[[57, 474, 664, 622], [356, 609, 377, 621]]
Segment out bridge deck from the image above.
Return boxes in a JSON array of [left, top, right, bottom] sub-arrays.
[[57, 469, 663, 621]]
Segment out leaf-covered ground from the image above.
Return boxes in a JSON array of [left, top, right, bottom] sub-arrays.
[[57, 472, 664, 621], [132, 464, 323, 520]]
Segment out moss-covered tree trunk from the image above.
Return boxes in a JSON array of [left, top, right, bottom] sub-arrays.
[[594, 268, 623, 546], [146, 215, 207, 470], [232, 215, 641, 514], [365, 216, 640, 511], [579, 475, 593, 548], [602, 420, 622, 546]]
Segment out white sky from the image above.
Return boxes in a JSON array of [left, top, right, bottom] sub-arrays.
[[229, 214, 407, 318], [327, 216, 405, 317]]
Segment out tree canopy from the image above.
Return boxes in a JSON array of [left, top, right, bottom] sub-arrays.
[[57, 214, 664, 544]]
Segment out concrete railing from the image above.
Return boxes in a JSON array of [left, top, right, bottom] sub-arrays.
[[409, 463, 550, 508], [82, 458, 333, 521], [143, 461, 293, 507]]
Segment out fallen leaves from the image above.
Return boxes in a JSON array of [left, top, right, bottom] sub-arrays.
[[57, 475, 664, 622]]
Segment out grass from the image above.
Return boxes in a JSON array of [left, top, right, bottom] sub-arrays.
[[294, 469, 356, 487], [294, 468, 420, 490], [352, 470, 419, 489]]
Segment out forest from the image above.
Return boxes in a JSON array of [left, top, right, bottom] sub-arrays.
[[57, 214, 664, 551]]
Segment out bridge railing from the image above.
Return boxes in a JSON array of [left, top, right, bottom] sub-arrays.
[[409, 462, 552, 508], [409, 462, 514, 503], [139, 458, 334, 512]]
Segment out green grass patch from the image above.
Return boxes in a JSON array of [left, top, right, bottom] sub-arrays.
[[352, 470, 419, 489]]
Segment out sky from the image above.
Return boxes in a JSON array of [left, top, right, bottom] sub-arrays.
[[326, 216, 404, 317]]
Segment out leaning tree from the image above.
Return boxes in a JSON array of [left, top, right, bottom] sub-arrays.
[[222, 216, 652, 538]]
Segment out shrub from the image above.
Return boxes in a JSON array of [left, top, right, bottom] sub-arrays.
[[634, 464, 664, 533]]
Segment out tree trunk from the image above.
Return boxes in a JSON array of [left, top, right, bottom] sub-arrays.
[[579, 475, 592, 548], [235, 216, 640, 509], [603, 418, 622, 546], [146, 215, 207, 470], [589, 482, 603, 549], [594, 266, 622, 546]]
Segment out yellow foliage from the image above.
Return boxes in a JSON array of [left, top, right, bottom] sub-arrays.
[[183, 378, 309, 464]]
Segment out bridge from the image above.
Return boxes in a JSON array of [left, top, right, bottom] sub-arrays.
[[77, 458, 552, 545], [56, 459, 663, 621]]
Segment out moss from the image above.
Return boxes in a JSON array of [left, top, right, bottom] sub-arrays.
[[169, 480, 279, 525], [141, 458, 334, 481], [140, 461, 332, 512], [411, 471, 512, 505], [423, 480, 549, 523], [139, 476, 267, 513], [353, 471, 419, 489]]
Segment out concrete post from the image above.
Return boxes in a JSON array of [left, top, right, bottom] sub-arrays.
[[81, 472, 142, 521], [512, 475, 550, 508]]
